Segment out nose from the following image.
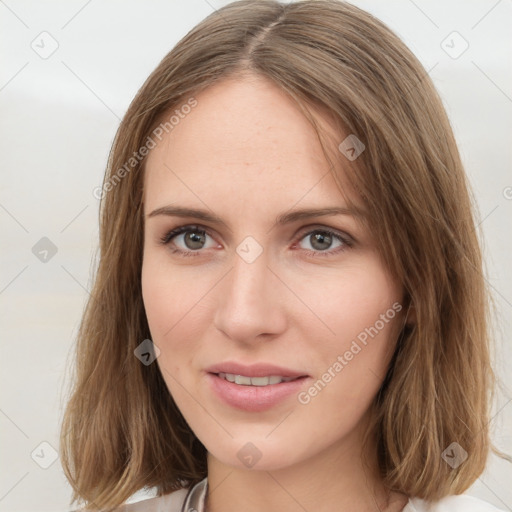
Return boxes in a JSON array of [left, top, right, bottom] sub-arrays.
[[213, 246, 287, 344]]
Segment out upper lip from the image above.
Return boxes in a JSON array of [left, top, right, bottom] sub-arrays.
[[205, 361, 309, 378]]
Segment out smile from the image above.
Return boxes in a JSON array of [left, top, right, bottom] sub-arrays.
[[207, 372, 309, 412], [217, 372, 299, 386]]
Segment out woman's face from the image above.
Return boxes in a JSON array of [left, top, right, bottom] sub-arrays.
[[141, 75, 405, 472]]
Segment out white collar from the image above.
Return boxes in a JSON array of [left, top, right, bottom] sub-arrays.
[[181, 477, 208, 512], [179, 477, 422, 512]]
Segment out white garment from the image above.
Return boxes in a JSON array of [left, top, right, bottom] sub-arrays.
[[118, 478, 507, 512]]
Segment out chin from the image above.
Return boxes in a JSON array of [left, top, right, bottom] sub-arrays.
[[206, 436, 308, 472]]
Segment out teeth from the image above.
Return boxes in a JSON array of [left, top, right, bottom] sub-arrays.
[[218, 372, 297, 386], [235, 374, 251, 385]]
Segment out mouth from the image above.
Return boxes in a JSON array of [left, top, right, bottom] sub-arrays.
[[206, 371, 310, 412], [215, 372, 303, 386]]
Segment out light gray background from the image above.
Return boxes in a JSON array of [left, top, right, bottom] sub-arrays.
[[1, 1, 511, 510]]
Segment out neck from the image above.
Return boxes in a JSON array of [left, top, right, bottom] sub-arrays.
[[205, 422, 407, 512]]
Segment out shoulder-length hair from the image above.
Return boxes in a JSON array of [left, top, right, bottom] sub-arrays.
[[60, 0, 508, 508]]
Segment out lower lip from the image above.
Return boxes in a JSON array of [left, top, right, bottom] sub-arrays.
[[206, 373, 309, 412]]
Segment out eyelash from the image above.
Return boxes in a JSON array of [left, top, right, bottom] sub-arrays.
[[158, 224, 354, 259]]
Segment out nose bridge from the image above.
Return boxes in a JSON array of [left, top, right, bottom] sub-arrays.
[[231, 247, 268, 299], [213, 242, 286, 341]]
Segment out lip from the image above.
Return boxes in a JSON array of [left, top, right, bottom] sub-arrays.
[[204, 361, 310, 412], [205, 361, 308, 379], [206, 373, 309, 412]]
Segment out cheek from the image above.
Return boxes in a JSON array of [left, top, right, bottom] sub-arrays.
[[141, 260, 213, 431], [297, 308, 400, 441], [141, 265, 176, 340], [297, 261, 400, 339], [141, 250, 205, 337], [141, 254, 215, 381], [297, 261, 401, 389], [141, 255, 184, 364], [141, 270, 192, 404]]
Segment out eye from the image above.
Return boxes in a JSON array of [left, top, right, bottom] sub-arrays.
[[159, 225, 218, 256], [295, 228, 352, 256], [159, 224, 353, 258]]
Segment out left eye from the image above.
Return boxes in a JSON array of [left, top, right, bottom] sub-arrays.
[[298, 230, 345, 252]]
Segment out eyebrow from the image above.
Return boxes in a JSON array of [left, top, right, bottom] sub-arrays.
[[146, 205, 365, 228]]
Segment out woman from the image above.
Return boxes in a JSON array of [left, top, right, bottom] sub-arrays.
[[60, 1, 509, 511]]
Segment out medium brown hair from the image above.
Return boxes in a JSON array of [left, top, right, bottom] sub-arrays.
[[60, 0, 508, 508]]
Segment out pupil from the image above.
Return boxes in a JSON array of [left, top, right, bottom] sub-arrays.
[[185, 231, 205, 250], [311, 232, 331, 250]]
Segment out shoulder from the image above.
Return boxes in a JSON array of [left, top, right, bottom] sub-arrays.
[[406, 494, 507, 512], [115, 487, 189, 512], [87, 477, 207, 512]]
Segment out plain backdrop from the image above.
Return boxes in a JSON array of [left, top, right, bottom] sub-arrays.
[[0, 1, 511, 510]]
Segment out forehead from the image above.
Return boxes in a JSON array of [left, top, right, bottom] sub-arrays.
[[143, 76, 355, 216]]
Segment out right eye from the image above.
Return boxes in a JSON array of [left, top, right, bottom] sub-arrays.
[[159, 224, 219, 256]]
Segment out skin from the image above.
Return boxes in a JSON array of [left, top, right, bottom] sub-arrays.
[[141, 74, 409, 512]]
